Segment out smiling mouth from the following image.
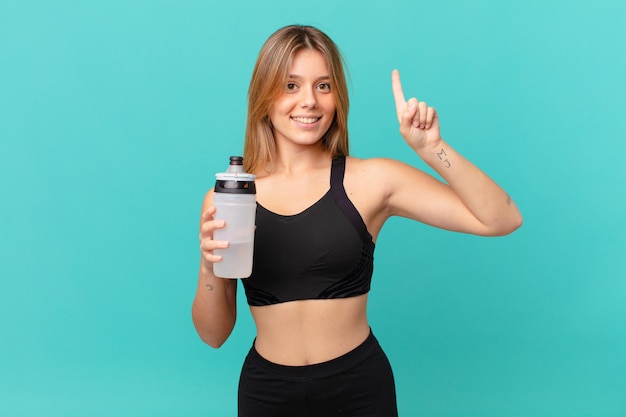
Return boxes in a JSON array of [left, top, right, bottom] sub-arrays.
[[291, 116, 321, 124]]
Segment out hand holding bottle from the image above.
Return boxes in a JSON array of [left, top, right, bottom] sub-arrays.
[[199, 205, 228, 269]]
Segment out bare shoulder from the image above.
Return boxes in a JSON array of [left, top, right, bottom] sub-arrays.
[[346, 155, 424, 172], [345, 155, 452, 221], [345, 156, 431, 190], [345, 156, 400, 177], [342, 156, 436, 238]]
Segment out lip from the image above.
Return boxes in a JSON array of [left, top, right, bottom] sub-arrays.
[[290, 116, 322, 128]]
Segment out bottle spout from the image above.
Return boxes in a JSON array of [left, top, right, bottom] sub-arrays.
[[226, 156, 244, 173]]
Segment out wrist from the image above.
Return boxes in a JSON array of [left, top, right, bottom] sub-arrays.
[[415, 138, 446, 159], [200, 261, 216, 276]]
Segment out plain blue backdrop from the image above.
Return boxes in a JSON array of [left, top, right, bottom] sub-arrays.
[[1, 0, 625, 416]]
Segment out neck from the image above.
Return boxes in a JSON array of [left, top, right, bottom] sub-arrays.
[[265, 143, 331, 176]]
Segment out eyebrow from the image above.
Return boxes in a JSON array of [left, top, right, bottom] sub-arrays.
[[287, 74, 331, 81]]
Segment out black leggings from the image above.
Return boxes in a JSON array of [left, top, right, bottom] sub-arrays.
[[238, 330, 398, 417]]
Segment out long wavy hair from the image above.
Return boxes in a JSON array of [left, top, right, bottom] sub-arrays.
[[243, 25, 350, 174]]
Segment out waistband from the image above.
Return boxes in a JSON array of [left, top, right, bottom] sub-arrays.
[[246, 329, 380, 379]]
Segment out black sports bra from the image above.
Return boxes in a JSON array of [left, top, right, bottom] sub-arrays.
[[242, 156, 375, 306]]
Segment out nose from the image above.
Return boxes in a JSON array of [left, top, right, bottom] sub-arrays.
[[299, 86, 318, 108]]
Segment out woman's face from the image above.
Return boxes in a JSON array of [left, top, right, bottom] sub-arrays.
[[269, 49, 336, 149]]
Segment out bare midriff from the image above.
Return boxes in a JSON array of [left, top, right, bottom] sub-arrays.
[[250, 294, 371, 366]]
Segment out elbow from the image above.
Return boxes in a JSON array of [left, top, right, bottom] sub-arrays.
[[507, 211, 524, 234], [513, 213, 523, 231], [193, 321, 235, 349], [488, 195, 523, 236], [191, 305, 236, 349], [200, 334, 229, 349], [194, 324, 233, 349], [490, 213, 523, 236]]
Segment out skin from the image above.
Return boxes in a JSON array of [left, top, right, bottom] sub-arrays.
[[192, 49, 522, 365]]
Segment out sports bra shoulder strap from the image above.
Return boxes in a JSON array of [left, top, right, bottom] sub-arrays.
[[330, 155, 346, 189], [330, 156, 374, 245]]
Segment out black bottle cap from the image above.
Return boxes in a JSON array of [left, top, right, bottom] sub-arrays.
[[230, 156, 243, 165]]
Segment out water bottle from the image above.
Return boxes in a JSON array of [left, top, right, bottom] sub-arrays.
[[213, 156, 257, 278]]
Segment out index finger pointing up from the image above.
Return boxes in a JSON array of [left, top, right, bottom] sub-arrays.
[[391, 69, 406, 112]]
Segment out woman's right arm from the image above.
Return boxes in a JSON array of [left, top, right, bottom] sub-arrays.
[[191, 189, 238, 348]]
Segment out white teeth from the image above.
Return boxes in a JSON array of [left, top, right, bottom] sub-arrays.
[[292, 117, 319, 124]]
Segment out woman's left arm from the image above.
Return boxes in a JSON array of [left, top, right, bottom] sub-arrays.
[[388, 70, 522, 236]]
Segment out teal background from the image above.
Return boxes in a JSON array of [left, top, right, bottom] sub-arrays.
[[1, 0, 625, 416]]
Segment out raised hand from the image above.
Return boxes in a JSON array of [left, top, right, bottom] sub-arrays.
[[392, 69, 441, 151]]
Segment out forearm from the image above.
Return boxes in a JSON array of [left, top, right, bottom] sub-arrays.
[[416, 139, 522, 235], [191, 263, 237, 348]]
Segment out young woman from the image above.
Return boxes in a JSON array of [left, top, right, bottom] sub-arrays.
[[193, 25, 522, 417]]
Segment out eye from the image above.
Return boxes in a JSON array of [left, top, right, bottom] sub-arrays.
[[318, 82, 331, 92], [286, 82, 298, 91]]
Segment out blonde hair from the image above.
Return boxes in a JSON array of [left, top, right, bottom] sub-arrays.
[[243, 25, 350, 174]]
